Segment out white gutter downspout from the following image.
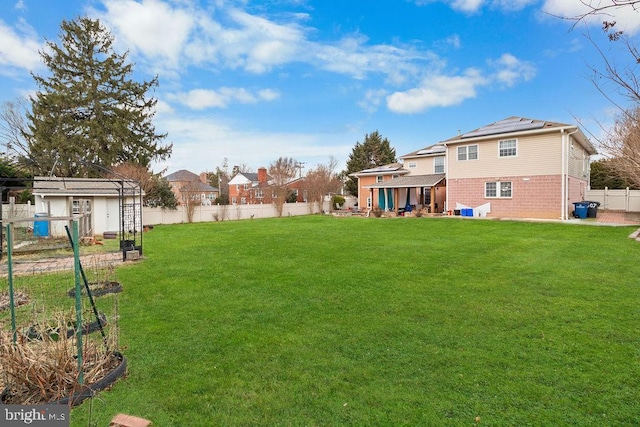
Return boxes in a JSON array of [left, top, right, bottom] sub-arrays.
[[561, 128, 580, 220], [444, 142, 449, 213], [561, 130, 566, 220]]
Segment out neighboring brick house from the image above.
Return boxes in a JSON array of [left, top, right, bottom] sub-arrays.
[[287, 177, 308, 202], [228, 168, 312, 204], [352, 117, 597, 219], [165, 169, 219, 206], [228, 167, 272, 205]]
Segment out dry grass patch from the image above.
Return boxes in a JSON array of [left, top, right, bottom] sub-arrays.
[[0, 312, 119, 405]]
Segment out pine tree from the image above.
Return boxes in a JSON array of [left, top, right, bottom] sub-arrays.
[[26, 17, 171, 177], [342, 131, 396, 196]]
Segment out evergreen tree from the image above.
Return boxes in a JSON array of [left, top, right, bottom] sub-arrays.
[[26, 17, 171, 177], [342, 131, 396, 196]]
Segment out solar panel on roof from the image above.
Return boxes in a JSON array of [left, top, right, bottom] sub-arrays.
[[416, 145, 446, 155], [461, 119, 545, 138]]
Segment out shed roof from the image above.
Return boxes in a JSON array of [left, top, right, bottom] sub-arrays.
[[33, 177, 142, 197]]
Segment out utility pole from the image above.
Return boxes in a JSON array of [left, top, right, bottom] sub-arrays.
[[295, 161, 305, 178]]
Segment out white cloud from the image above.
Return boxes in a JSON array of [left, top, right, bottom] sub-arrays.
[[94, 0, 439, 85], [98, 0, 195, 68], [169, 87, 280, 110], [0, 18, 42, 74], [415, 0, 537, 13], [358, 89, 388, 114], [489, 53, 536, 87], [387, 69, 487, 114], [542, 0, 640, 35], [386, 52, 535, 114]]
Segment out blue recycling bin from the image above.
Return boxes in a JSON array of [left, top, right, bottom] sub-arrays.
[[33, 213, 49, 237], [572, 202, 588, 219]]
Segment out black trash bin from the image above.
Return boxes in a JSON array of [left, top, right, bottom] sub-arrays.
[[585, 201, 601, 218]]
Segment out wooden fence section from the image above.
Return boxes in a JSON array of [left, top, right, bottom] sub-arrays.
[[584, 188, 640, 212]]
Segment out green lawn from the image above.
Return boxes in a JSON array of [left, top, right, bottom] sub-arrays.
[[69, 216, 640, 426]]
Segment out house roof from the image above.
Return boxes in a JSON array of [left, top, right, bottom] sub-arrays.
[[442, 116, 597, 154], [350, 162, 409, 177], [228, 171, 273, 185], [33, 177, 142, 197], [401, 144, 446, 159], [165, 169, 199, 182], [364, 173, 445, 189], [180, 181, 219, 192]]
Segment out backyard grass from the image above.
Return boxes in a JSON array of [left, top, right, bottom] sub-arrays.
[[59, 215, 640, 426]]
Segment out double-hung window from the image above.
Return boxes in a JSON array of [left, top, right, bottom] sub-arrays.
[[434, 156, 445, 173], [457, 145, 478, 161], [499, 139, 517, 157], [376, 175, 383, 183], [485, 181, 512, 198]]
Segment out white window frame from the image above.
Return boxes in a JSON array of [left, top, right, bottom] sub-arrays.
[[457, 144, 478, 161], [485, 181, 512, 198], [434, 156, 445, 173], [407, 162, 417, 169], [499, 139, 517, 157], [376, 175, 383, 183]]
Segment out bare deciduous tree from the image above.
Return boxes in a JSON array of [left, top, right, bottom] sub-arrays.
[[269, 157, 298, 217], [0, 98, 32, 166], [598, 107, 640, 188], [304, 157, 342, 214]]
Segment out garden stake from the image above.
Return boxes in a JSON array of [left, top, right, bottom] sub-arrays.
[[65, 225, 109, 351]]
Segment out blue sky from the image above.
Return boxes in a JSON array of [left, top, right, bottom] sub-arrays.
[[1, 0, 639, 175]]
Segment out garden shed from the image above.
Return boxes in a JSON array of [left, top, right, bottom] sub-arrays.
[[31, 177, 142, 241]]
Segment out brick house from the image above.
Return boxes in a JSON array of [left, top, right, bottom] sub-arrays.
[[228, 168, 312, 204], [165, 169, 219, 206], [228, 168, 272, 205], [352, 117, 597, 219]]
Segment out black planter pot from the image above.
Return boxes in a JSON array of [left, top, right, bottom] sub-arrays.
[[52, 352, 127, 407], [67, 281, 122, 298]]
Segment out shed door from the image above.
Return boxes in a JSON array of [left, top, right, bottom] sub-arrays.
[[105, 199, 120, 232]]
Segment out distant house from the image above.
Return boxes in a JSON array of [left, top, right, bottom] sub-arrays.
[[352, 117, 597, 219], [228, 168, 272, 205], [32, 176, 142, 237], [165, 169, 219, 206], [228, 168, 311, 204], [286, 177, 308, 203]]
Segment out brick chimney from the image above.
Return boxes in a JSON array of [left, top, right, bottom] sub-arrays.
[[258, 167, 267, 183], [199, 173, 208, 184]]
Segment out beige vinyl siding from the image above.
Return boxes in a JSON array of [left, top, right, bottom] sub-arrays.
[[447, 132, 563, 179], [567, 136, 589, 179], [403, 156, 437, 175]]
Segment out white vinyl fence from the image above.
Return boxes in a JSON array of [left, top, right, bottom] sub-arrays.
[[584, 188, 640, 212], [143, 201, 329, 225]]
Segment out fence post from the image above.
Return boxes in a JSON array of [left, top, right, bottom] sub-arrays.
[[73, 220, 84, 385], [626, 187, 630, 212], [6, 224, 17, 346]]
